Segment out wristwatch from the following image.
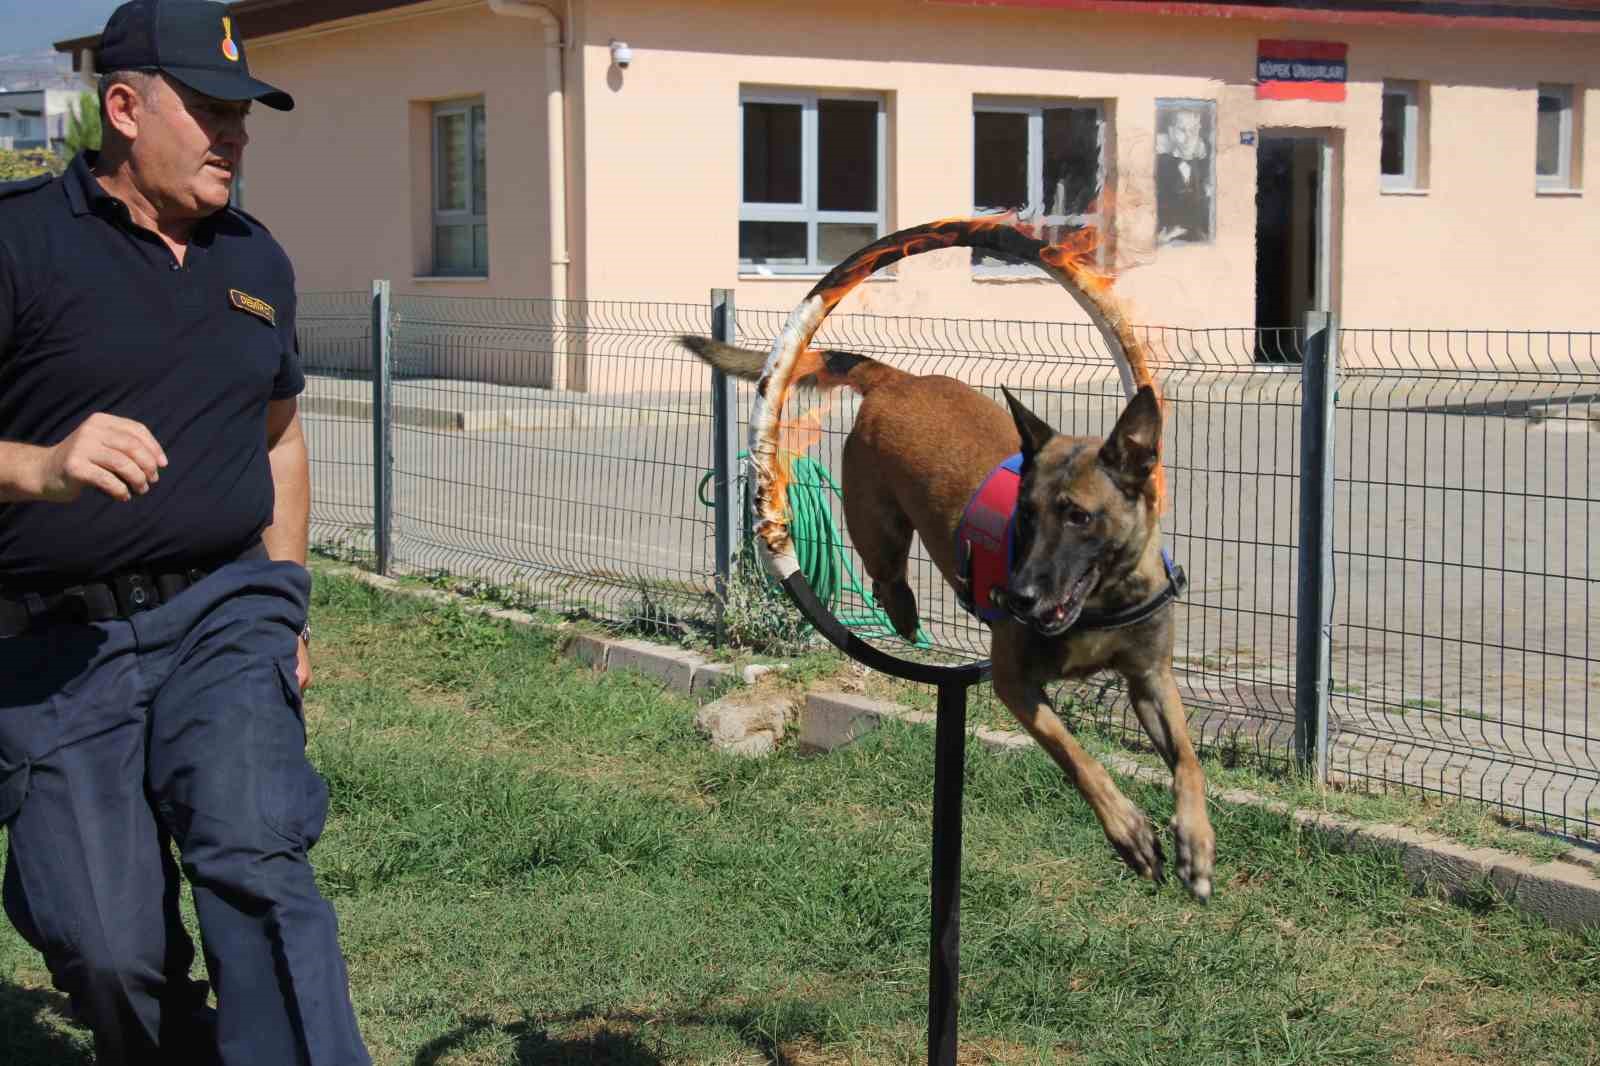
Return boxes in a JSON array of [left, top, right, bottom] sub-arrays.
[[298, 620, 312, 646]]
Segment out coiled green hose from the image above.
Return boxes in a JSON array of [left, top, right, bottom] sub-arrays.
[[698, 454, 928, 646]]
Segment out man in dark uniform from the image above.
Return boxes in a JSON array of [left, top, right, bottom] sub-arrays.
[[0, 2, 370, 1063]]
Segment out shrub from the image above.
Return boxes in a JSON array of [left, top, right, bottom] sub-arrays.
[[0, 149, 65, 182]]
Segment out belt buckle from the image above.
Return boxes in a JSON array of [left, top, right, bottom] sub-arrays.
[[114, 572, 157, 615]]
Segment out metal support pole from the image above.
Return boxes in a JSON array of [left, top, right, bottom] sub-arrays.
[[371, 280, 394, 576], [928, 681, 970, 1066], [1295, 310, 1338, 778], [710, 289, 740, 645]]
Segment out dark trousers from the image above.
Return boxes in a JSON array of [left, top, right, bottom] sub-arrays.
[[0, 559, 370, 1066]]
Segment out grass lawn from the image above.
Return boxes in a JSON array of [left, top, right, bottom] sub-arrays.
[[3, 567, 1598, 1064]]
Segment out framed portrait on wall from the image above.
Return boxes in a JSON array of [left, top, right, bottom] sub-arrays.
[[1155, 98, 1216, 245]]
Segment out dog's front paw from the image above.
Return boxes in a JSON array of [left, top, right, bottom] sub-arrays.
[[1169, 809, 1216, 902], [1104, 800, 1165, 884]]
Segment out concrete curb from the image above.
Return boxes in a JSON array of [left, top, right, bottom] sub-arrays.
[[321, 563, 1600, 931]]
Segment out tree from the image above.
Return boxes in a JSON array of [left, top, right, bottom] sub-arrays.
[[64, 91, 101, 157]]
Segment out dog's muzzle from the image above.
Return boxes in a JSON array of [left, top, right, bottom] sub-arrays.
[[996, 564, 1102, 637]]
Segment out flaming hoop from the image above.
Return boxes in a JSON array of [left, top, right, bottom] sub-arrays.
[[748, 215, 1162, 588]]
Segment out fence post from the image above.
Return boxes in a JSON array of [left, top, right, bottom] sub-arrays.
[[371, 280, 394, 576], [710, 289, 741, 645], [1295, 310, 1337, 779]]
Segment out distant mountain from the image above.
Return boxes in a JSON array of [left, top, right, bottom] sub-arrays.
[[0, 50, 83, 93]]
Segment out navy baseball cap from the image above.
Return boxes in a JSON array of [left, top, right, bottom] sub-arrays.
[[98, 0, 294, 111]]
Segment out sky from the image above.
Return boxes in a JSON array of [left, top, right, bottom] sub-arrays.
[[0, 0, 123, 55]]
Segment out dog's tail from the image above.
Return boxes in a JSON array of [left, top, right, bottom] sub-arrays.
[[677, 336, 903, 394]]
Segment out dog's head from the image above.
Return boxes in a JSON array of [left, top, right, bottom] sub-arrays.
[[994, 386, 1162, 636]]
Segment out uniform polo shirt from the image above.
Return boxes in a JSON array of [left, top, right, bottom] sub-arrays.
[[0, 151, 304, 584]]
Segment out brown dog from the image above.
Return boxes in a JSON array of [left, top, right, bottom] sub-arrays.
[[679, 336, 1215, 900]]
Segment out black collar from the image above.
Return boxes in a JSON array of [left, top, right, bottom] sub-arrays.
[[1071, 549, 1188, 631], [64, 151, 224, 242]]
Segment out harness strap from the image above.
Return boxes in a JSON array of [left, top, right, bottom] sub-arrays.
[[954, 453, 1024, 622], [1073, 549, 1189, 631], [954, 454, 1189, 633]]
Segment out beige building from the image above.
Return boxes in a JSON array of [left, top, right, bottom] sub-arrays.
[[59, 0, 1598, 348]]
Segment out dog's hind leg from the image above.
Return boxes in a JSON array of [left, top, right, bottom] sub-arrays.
[[841, 454, 920, 643], [855, 515, 920, 643], [1124, 668, 1215, 901], [991, 633, 1165, 884]]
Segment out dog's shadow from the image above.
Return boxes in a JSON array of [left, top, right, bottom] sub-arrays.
[[415, 1012, 662, 1066], [415, 1006, 819, 1066], [0, 979, 93, 1065]]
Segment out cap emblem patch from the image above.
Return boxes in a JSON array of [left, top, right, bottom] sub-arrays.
[[221, 17, 240, 62], [230, 289, 276, 326]]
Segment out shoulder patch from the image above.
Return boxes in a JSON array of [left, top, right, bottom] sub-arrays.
[[229, 288, 277, 325], [0, 175, 53, 201]]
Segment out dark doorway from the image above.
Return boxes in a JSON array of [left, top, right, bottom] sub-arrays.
[[1255, 134, 1330, 362]]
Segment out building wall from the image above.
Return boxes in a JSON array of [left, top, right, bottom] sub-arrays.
[[240, 0, 1597, 360], [576, 0, 1596, 331], [243, 0, 557, 301]]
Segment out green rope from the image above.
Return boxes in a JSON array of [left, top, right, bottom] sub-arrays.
[[697, 454, 930, 647]]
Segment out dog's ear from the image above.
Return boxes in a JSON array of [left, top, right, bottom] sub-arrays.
[[1001, 386, 1056, 460], [1098, 386, 1162, 498]]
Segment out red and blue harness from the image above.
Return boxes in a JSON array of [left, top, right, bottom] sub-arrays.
[[953, 453, 1188, 629]]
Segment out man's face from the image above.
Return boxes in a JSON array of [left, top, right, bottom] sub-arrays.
[[129, 74, 251, 218]]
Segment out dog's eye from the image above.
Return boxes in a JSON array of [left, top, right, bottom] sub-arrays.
[[1062, 503, 1093, 527]]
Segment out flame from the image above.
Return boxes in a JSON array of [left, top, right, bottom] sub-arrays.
[[766, 394, 834, 516], [1037, 225, 1115, 296], [778, 397, 829, 455], [809, 213, 1020, 312], [809, 214, 1119, 314], [760, 215, 1168, 530]]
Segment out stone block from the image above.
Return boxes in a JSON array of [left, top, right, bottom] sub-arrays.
[[694, 695, 790, 757], [691, 662, 738, 695], [1491, 857, 1600, 931], [605, 639, 700, 694], [799, 692, 901, 753], [564, 633, 611, 670]]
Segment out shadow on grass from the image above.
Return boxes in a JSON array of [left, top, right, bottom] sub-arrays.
[[415, 1013, 665, 1066], [414, 1003, 841, 1066], [0, 979, 92, 1066]]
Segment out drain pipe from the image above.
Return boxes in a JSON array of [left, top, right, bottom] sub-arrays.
[[487, 0, 569, 304]]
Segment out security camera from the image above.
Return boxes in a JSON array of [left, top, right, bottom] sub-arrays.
[[610, 40, 632, 68]]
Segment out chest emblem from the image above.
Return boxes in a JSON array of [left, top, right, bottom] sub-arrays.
[[229, 288, 276, 326]]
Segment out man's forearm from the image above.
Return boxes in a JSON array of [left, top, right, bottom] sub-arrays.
[[0, 440, 47, 502], [263, 413, 310, 565]]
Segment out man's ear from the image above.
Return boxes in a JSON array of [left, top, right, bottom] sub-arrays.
[[101, 83, 141, 142], [1097, 386, 1162, 498], [1000, 386, 1056, 460]]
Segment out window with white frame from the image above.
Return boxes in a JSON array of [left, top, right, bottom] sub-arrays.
[[972, 99, 1106, 269], [1537, 83, 1576, 190], [1380, 80, 1423, 191], [432, 98, 487, 276], [739, 89, 885, 272]]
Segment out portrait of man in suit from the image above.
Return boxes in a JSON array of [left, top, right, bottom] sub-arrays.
[[1156, 99, 1215, 244]]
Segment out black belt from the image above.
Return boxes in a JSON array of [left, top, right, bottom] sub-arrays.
[[0, 541, 270, 638]]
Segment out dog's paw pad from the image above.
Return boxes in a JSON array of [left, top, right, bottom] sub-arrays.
[[1169, 815, 1216, 902], [1108, 809, 1165, 883]]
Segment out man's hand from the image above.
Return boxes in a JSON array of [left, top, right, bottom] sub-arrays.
[[25, 413, 168, 503], [296, 636, 312, 692]]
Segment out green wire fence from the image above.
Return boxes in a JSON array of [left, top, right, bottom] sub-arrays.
[[699, 452, 931, 648]]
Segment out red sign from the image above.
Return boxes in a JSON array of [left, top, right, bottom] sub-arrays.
[[1256, 39, 1348, 102]]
